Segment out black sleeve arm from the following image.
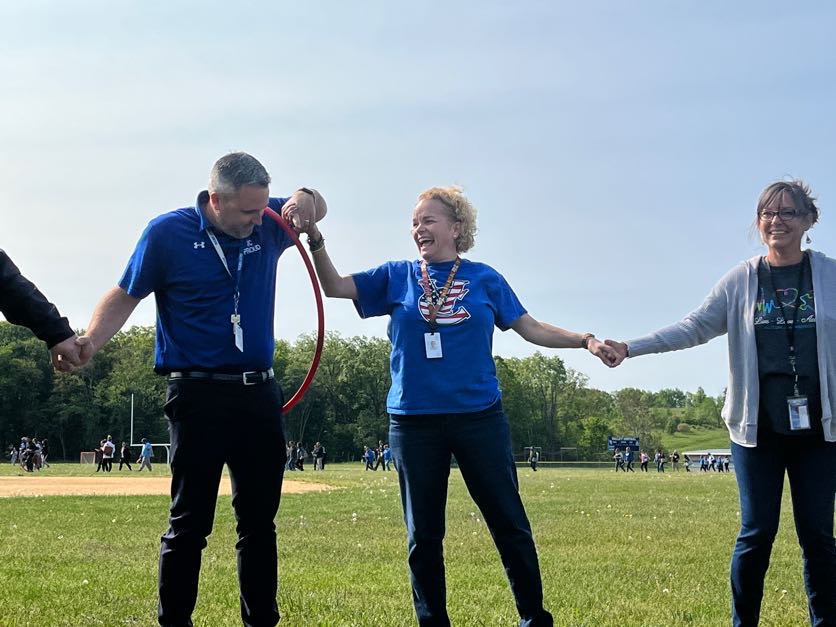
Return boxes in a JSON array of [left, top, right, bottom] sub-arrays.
[[0, 249, 75, 348]]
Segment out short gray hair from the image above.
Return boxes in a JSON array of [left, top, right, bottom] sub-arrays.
[[209, 152, 271, 196]]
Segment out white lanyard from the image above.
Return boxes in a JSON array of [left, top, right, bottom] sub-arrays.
[[206, 228, 245, 351]]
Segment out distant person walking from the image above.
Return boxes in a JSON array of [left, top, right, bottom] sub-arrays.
[[40, 439, 50, 468], [102, 436, 116, 472], [528, 447, 540, 472], [613, 449, 625, 472], [671, 450, 680, 471], [312, 442, 325, 471], [624, 447, 634, 472], [137, 439, 153, 472], [119, 442, 133, 471]]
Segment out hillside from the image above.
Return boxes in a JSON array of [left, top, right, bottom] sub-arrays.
[[660, 426, 730, 452]]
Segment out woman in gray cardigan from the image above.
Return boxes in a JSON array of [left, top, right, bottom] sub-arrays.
[[606, 180, 835, 627]]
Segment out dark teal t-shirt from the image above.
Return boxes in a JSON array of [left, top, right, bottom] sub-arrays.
[[754, 253, 822, 435]]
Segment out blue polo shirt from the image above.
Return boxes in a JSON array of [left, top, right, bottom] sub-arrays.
[[352, 259, 526, 415], [119, 192, 292, 372]]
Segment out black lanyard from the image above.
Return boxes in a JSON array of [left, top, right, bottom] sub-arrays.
[[764, 254, 808, 395]]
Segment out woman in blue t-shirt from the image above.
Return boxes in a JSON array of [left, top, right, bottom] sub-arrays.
[[298, 185, 616, 626]]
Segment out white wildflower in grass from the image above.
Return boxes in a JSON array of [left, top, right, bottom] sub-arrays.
[[57, 535, 64, 540], [662, 588, 670, 594], [82, 580, 89, 585], [111, 518, 117, 523]]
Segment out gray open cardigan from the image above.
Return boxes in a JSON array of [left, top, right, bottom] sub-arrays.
[[627, 250, 835, 447]]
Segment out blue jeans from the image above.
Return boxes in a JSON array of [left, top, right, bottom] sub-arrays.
[[159, 378, 286, 627], [730, 433, 836, 626], [389, 401, 552, 627]]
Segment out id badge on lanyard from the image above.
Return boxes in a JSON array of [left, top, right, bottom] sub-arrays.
[[208, 229, 245, 352], [420, 258, 460, 360], [787, 396, 811, 430], [424, 332, 442, 359], [766, 256, 812, 431]]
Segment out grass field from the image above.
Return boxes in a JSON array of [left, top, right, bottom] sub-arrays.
[[0, 462, 817, 626], [660, 427, 731, 453]]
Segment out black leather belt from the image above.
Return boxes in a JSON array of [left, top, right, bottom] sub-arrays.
[[168, 369, 274, 386]]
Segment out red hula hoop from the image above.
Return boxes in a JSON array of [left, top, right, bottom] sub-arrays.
[[264, 207, 325, 412]]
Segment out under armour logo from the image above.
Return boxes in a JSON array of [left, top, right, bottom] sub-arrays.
[[194, 241, 205, 249]]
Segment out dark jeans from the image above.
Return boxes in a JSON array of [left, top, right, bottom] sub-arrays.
[[389, 401, 552, 627], [159, 378, 286, 627], [730, 432, 836, 627]]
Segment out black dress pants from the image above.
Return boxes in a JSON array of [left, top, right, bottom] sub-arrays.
[[158, 378, 285, 627]]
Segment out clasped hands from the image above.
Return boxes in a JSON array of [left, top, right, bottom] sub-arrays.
[[50, 334, 96, 372], [586, 338, 629, 369], [281, 190, 318, 233]]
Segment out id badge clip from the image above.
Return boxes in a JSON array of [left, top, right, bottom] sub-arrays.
[[787, 396, 811, 430], [424, 332, 442, 359]]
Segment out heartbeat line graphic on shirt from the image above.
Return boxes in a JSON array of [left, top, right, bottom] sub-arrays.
[[754, 287, 816, 327], [418, 278, 471, 325]]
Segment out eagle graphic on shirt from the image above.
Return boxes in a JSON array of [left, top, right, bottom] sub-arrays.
[[417, 278, 471, 325]]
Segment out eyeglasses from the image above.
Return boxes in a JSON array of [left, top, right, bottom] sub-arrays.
[[758, 209, 805, 222]]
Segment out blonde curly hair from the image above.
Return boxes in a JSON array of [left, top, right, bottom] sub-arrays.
[[417, 185, 478, 253]]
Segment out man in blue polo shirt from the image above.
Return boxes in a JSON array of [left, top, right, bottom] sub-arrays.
[[76, 152, 326, 627]]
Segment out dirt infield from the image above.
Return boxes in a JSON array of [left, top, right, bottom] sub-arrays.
[[0, 475, 332, 497]]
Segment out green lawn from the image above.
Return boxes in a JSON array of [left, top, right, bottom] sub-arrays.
[[0, 463, 817, 626], [660, 427, 731, 452]]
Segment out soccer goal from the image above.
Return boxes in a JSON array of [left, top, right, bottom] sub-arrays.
[[80, 451, 97, 464], [129, 394, 171, 465]]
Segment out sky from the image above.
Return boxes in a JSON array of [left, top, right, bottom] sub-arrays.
[[1, 0, 834, 396]]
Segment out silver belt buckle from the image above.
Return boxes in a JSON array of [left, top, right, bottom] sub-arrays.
[[242, 371, 261, 386]]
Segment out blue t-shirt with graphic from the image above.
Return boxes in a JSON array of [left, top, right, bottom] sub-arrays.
[[352, 259, 526, 415]]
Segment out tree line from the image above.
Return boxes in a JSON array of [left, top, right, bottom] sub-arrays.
[[0, 322, 724, 461]]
